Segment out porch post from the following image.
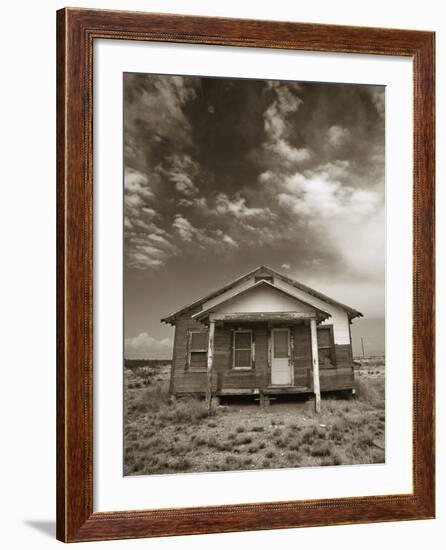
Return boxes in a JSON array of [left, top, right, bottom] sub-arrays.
[[310, 318, 321, 413], [205, 319, 216, 414]]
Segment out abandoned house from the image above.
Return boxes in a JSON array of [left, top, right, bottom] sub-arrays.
[[161, 266, 363, 410]]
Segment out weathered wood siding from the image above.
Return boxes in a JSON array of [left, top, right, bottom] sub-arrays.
[[291, 324, 312, 388], [171, 315, 269, 395], [170, 309, 208, 394], [334, 343, 353, 366], [212, 324, 266, 391], [318, 343, 354, 391], [218, 323, 269, 391], [171, 315, 354, 395], [290, 324, 354, 391]]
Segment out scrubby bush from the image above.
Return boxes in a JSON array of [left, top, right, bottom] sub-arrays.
[[355, 377, 385, 409], [172, 457, 192, 471], [225, 455, 242, 467], [311, 441, 332, 457], [159, 396, 215, 424], [275, 437, 288, 449], [301, 426, 325, 445], [128, 383, 169, 415], [357, 431, 374, 449]]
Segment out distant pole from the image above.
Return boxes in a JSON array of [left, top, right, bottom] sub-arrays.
[[361, 337, 365, 358]]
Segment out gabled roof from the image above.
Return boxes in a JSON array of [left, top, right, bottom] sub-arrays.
[[161, 265, 363, 324], [192, 279, 331, 322]]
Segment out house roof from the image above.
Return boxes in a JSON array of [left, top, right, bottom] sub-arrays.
[[161, 265, 363, 324], [192, 279, 331, 323]]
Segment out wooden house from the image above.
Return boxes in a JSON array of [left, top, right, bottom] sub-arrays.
[[161, 266, 362, 410]]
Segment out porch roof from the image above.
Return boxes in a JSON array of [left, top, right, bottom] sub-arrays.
[[195, 311, 329, 324]]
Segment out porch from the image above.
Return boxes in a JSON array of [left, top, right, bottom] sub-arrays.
[[216, 385, 311, 396], [193, 310, 325, 412]]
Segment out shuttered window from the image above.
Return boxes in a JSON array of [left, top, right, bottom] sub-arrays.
[[233, 330, 252, 369], [317, 326, 335, 367], [188, 330, 208, 370]]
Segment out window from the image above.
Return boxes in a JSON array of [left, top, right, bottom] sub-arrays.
[[317, 326, 335, 367], [273, 329, 289, 358], [188, 330, 208, 370], [233, 330, 253, 369]]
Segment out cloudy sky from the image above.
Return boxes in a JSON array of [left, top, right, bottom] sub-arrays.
[[123, 73, 385, 359]]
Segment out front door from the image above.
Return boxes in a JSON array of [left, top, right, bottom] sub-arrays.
[[271, 328, 292, 385]]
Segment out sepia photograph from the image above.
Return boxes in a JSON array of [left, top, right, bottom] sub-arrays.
[[123, 73, 385, 476]]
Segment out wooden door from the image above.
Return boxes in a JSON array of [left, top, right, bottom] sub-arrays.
[[271, 328, 292, 385]]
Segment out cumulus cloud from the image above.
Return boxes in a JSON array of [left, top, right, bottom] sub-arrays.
[[124, 332, 173, 359], [123, 75, 208, 271], [369, 87, 385, 120], [124, 165, 179, 270], [173, 174, 198, 196], [124, 168, 154, 219], [123, 74, 210, 271], [265, 81, 303, 127], [263, 83, 311, 166], [281, 263, 291, 270], [222, 234, 239, 248], [178, 196, 207, 209], [160, 154, 200, 196], [278, 171, 380, 221], [326, 125, 351, 149], [215, 193, 268, 219], [266, 139, 312, 164], [172, 214, 240, 253], [264, 107, 286, 141], [126, 228, 177, 270], [272, 164, 384, 280], [173, 214, 196, 242], [258, 76, 385, 281], [317, 160, 352, 181], [125, 168, 153, 198], [124, 74, 198, 169]]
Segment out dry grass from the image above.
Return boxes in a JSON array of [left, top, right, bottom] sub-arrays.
[[124, 364, 385, 476]]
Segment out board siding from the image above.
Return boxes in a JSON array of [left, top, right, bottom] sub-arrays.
[[171, 314, 354, 394], [291, 324, 312, 387], [171, 309, 208, 394]]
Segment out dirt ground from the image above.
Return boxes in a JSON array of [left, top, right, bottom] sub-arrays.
[[124, 363, 385, 476]]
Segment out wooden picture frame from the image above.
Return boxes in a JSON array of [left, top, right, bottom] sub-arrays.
[[56, 7, 435, 542]]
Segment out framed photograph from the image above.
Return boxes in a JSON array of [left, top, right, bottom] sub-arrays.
[[56, 8, 435, 542]]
